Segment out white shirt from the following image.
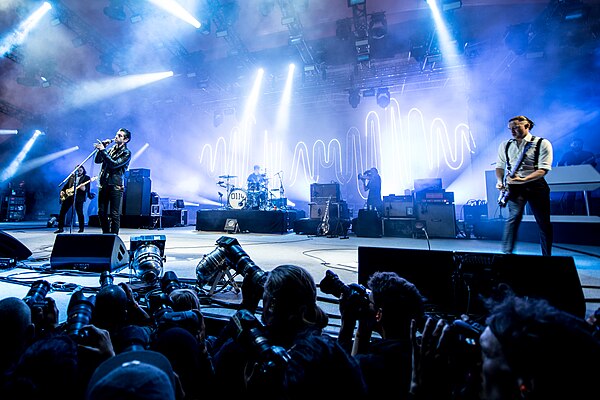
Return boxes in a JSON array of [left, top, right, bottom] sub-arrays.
[[496, 133, 553, 183]]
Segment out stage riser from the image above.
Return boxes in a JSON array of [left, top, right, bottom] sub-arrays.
[[293, 218, 350, 236], [196, 209, 304, 234], [474, 219, 600, 246]]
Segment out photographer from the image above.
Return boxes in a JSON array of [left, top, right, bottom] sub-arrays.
[[22, 279, 60, 339], [213, 264, 368, 399], [334, 271, 426, 399], [0, 297, 35, 382], [410, 292, 600, 400]]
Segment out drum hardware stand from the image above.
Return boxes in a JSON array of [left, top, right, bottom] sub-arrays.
[[274, 171, 287, 210], [217, 191, 224, 209]]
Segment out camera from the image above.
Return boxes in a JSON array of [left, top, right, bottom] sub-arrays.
[[196, 236, 267, 294], [99, 271, 114, 287], [148, 290, 203, 338], [65, 288, 96, 342], [231, 309, 290, 373], [161, 270, 181, 295], [319, 269, 371, 311], [23, 279, 51, 310]]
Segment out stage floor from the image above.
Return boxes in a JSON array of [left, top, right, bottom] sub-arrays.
[[1, 222, 599, 335]]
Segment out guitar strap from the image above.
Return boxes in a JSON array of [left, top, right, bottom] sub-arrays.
[[505, 136, 536, 178]]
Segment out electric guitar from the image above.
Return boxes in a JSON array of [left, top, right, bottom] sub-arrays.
[[60, 176, 97, 203], [497, 172, 510, 208], [317, 196, 332, 236]]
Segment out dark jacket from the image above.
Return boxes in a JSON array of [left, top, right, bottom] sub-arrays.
[[60, 173, 93, 204], [94, 144, 131, 187]]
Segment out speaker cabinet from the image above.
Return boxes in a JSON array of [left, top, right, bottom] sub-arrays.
[[310, 183, 341, 203], [309, 202, 348, 219], [0, 230, 32, 260], [355, 209, 382, 237], [416, 203, 456, 238], [358, 247, 585, 318], [383, 218, 415, 237], [124, 177, 151, 216], [162, 209, 188, 227], [50, 234, 130, 272], [383, 195, 414, 217]]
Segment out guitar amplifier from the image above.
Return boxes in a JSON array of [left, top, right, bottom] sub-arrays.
[[310, 183, 340, 203], [383, 195, 414, 217], [309, 202, 348, 219]]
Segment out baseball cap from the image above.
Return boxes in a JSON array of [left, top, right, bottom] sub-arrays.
[[86, 350, 176, 400]]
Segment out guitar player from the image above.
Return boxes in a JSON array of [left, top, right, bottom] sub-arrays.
[[54, 165, 95, 233], [495, 115, 554, 256]]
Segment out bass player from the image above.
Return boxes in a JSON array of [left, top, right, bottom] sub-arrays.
[[54, 165, 96, 233]]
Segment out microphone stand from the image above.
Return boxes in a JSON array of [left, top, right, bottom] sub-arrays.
[[57, 148, 98, 233], [276, 171, 286, 210]]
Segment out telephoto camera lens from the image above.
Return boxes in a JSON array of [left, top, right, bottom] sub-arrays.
[[161, 270, 181, 295], [196, 246, 229, 287], [23, 279, 52, 308], [99, 271, 114, 287], [319, 269, 353, 298], [65, 288, 96, 340], [319, 270, 371, 311], [231, 309, 291, 372]]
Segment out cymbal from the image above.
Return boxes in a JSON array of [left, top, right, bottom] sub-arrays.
[[218, 175, 237, 179]]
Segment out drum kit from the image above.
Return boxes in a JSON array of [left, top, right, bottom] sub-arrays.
[[217, 173, 283, 210]]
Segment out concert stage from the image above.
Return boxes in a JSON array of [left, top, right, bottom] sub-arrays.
[[195, 209, 306, 234]]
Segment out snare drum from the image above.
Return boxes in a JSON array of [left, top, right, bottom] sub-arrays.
[[228, 188, 248, 209]]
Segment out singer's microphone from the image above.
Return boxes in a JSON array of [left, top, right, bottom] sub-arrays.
[[102, 138, 114, 145]]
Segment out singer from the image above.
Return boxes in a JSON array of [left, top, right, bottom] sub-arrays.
[[93, 128, 132, 235]]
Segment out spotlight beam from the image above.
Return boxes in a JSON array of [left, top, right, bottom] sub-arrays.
[[0, 130, 44, 183], [148, 0, 201, 28], [0, 2, 52, 57], [67, 71, 174, 107]]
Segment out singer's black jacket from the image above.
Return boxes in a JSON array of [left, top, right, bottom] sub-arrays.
[[94, 144, 131, 187]]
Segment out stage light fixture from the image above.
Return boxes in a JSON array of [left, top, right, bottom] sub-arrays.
[[224, 218, 239, 233], [16, 76, 40, 87], [336, 18, 352, 41], [129, 235, 167, 285], [376, 88, 390, 109], [348, 0, 366, 7], [130, 14, 142, 23], [362, 88, 375, 97], [96, 54, 115, 75], [259, 0, 275, 16], [216, 30, 228, 38], [348, 88, 361, 109], [369, 12, 387, 40], [214, 111, 223, 127], [103, 6, 126, 21], [441, 0, 462, 11]]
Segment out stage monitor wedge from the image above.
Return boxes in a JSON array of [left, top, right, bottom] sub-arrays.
[[50, 234, 130, 272], [0, 230, 32, 260], [358, 247, 585, 319]]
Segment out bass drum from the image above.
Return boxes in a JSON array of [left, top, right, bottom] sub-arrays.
[[228, 188, 248, 209]]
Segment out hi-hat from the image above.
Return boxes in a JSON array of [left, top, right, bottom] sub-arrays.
[[218, 175, 237, 179]]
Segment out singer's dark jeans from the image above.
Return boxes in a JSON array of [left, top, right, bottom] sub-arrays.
[[501, 178, 553, 256], [97, 184, 124, 234]]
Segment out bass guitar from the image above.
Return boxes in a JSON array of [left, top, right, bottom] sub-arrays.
[[317, 196, 332, 236], [60, 176, 97, 203]]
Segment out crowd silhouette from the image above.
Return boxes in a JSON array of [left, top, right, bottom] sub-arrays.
[[1, 261, 599, 400]]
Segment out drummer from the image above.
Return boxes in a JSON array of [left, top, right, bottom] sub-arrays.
[[247, 164, 267, 192]]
